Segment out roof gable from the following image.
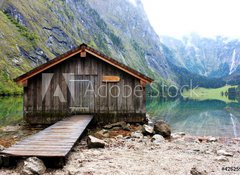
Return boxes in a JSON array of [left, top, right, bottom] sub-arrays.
[[14, 43, 154, 84]]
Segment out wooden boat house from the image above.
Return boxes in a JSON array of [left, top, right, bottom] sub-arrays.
[[15, 44, 153, 124]]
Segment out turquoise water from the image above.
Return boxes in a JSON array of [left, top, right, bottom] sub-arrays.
[[147, 98, 240, 137]]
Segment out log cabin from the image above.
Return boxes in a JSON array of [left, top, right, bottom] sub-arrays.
[[14, 43, 153, 124]]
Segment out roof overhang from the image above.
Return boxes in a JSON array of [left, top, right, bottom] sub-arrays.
[[14, 43, 154, 85]]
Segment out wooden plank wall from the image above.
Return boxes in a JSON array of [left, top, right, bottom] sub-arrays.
[[25, 53, 146, 123]]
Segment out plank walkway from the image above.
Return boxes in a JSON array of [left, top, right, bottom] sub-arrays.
[[1, 115, 93, 157]]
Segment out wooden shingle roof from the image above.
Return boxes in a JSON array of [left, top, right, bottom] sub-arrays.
[[14, 43, 154, 84]]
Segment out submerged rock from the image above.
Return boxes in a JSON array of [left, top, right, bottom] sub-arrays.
[[142, 124, 154, 135], [20, 157, 46, 175], [153, 120, 171, 138], [87, 135, 106, 148]]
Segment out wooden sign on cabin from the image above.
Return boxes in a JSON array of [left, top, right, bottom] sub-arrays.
[[14, 43, 153, 124]]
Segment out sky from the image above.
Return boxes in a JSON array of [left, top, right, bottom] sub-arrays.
[[141, 0, 240, 38]]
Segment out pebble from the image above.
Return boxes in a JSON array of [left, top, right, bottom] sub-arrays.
[[217, 150, 234, 157], [215, 156, 229, 162]]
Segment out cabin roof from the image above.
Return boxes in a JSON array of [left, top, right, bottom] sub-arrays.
[[14, 43, 154, 84]]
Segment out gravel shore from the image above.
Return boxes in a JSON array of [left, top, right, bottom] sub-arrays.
[[1, 132, 239, 175]]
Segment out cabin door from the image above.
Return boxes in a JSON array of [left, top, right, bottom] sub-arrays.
[[69, 75, 95, 113]]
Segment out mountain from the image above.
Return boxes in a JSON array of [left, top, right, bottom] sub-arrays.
[[161, 34, 240, 79], [0, 0, 176, 94]]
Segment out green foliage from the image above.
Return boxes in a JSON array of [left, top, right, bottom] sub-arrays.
[[182, 85, 238, 103], [131, 40, 145, 59], [0, 96, 23, 126], [109, 31, 124, 50], [4, 12, 38, 43]]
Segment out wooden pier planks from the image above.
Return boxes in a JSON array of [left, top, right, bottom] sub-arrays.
[[1, 115, 93, 157]]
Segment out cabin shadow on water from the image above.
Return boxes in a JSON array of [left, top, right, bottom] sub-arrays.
[[14, 43, 153, 125]]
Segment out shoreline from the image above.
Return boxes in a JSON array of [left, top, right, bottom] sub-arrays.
[[0, 122, 240, 174]]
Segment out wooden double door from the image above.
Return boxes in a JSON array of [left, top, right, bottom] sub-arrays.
[[69, 75, 95, 113]]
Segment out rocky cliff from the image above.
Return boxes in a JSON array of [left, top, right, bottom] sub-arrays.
[[161, 34, 240, 78]]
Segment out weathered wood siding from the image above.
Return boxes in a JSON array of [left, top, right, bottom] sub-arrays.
[[24, 53, 146, 124]]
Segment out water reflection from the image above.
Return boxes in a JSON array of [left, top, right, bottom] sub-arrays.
[[147, 98, 240, 137]]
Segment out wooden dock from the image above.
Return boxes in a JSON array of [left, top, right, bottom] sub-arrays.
[[1, 115, 93, 158]]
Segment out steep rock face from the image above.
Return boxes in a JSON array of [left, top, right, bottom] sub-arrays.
[[161, 34, 240, 78], [0, 0, 174, 94]]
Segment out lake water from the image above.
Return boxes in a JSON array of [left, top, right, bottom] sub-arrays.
[[147, 97, 240, 137], [0, 96, 240, 138]]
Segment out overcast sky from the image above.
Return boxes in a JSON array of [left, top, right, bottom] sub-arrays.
[[141, 0, 240, 38]]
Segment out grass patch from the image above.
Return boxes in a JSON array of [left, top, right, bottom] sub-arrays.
[[4, 12, 38, 43], [182, 85, 238, 103]]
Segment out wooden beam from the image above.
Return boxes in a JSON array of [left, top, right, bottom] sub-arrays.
[[102, 76, 120, 82], [80, 51, 86, 58], [20, 80, 28, 87], [17, 49, 83, 84], [140, 80, 147, 87]]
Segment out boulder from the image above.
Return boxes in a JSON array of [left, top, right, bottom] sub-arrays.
[[142, 124, 154, 135], [217, 150, 234, 157], [153, 120, 171, 138], [103, 121, 127, 130], [131, 131, 143, 139], [20, 157, 46, 175], [87, 135, 106, 148], [151, 134, 165, 144], [190, 167, 207, 175]]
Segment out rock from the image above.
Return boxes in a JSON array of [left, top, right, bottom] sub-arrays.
[[197, 137, 208, 142], [95, 129, 109, 138], [190, 167, 207, 175], [87, 135, 106, 148], [153, 120, 171, 138], [171, 132, 185, 139], [103, 121, 127, 130], [111, 126, 122, 131], [217, 150, 234, 157], [122, 123, 131, 131], [20, 157, 46, 175], [0, 145, 5, 151], [151, 134, 165, 144], [115, 135, 123, 139], [142, 124, 154, 135], [215, 156, 229, 162], [207, 136, 218, 142], [131, 131, 143, 139]]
